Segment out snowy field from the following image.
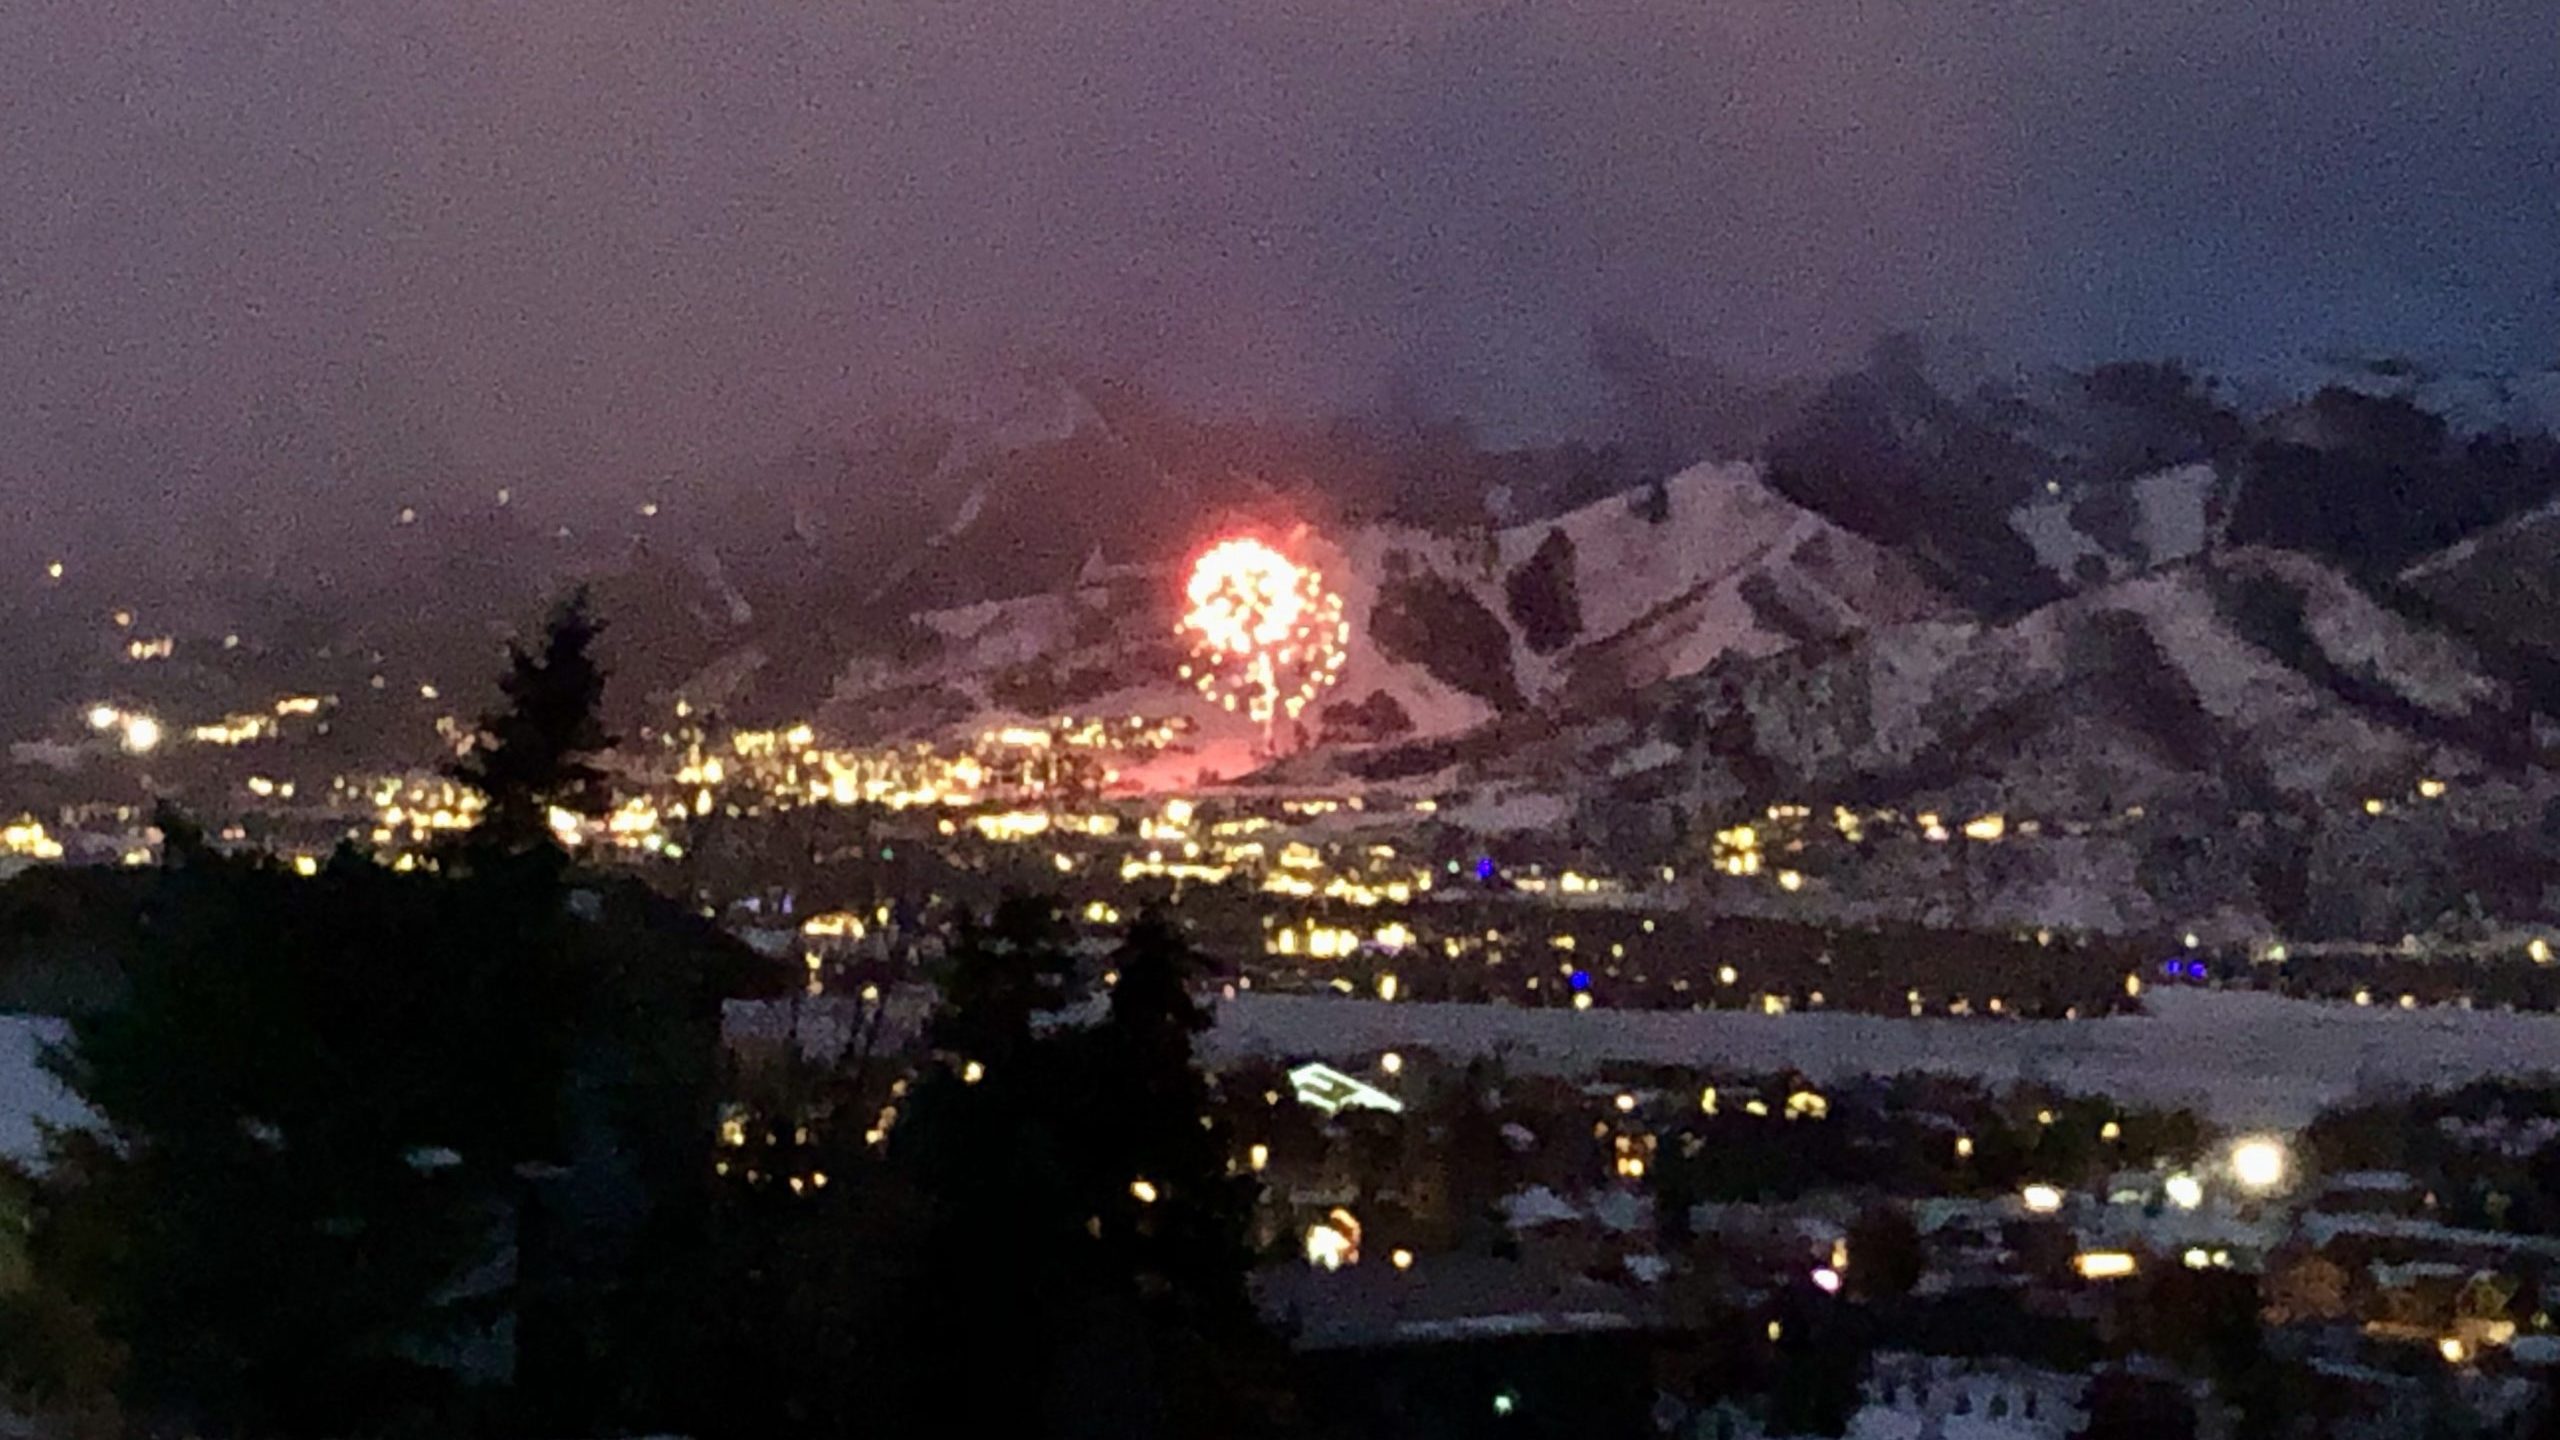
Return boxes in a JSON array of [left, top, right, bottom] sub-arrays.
[[12, 989, 2560, 1157], [1205, 988, 2560, 1131]]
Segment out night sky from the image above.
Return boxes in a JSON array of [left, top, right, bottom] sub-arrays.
[[4, 0, 2554, 508]]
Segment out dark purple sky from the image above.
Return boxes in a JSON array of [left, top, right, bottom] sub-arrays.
[[4, 0, 2555, 504]]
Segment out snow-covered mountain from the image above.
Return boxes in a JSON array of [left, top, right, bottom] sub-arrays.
[[2224, 358, 2560, 441], [818, 462, 1957, 760], [2008, 462, 2225, 589], [1463, 546, 2557, 939], [2401, 494, 2560, 672]]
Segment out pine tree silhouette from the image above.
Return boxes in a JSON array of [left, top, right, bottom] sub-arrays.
[[453, 589, 614, 849]]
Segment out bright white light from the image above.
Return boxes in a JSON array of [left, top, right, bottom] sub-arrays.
[[120, 715, 162, 754], [1287, 1062, 1403, 1115], [2164, 1173, 2205, 1210], [1811, 1267, 1842, 1294], [2229, 1137, 2288, 1193], [2021, 1184, 2065, 1214], [1304, 1222, 1353, 1270], [1379, 1052, 1404, 1076], [86, 705, 119, 732], [2074, 1251, 2138, 1280]]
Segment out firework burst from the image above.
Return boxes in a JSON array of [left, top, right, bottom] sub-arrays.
[[1176, 537, 1349, 741]]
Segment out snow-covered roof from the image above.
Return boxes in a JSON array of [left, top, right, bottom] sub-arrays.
[[1251, 1254, 1657, 1351], [1589, 1188, 1650, 1234], [2298, 1212, 2560, 1259], [2324, 1169, 2421, 1193], [1500, 1185, 1582, 1229]]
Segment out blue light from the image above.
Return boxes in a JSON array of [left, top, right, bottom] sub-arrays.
[[1475, 856, 1497, 881], [2187, 960, 2208, 981], [1569, 969, 1590, 992]]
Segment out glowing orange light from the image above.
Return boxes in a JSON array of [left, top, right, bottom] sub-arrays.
[[1178, 537, 1347, 740]]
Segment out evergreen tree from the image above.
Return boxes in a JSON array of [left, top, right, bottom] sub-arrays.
[[1087, 914, 1262, 1323], [452, 588, 614, 849], [892, 897, 1095, 1439], [880, 903, 1290, 1440], [1844, 1206, 1924, 1302], [9, 601, 756, 1440], [928, 894, 1074, 1073], [2075, 1371, 2198, 1440], [1765, 1280, 1863, 1438], [21, 844, 581, 1437]]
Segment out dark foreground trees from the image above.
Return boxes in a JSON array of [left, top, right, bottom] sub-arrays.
[[0, 594, 1286, 1440], [0, 598, 766, 1438], [698, 900, 1290, 1440], [10, 835, 756, 1438]]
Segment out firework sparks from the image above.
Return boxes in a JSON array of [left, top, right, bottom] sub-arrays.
[[1177, 538, 1349, 741]]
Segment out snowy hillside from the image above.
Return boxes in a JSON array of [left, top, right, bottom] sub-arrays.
[[1562, 547, 2542, 810], [2008, 462, 2222, 589], [1453, 546, 2558, 937], [2401, 495, 2560, 667], [820, 462, 1957, 761]]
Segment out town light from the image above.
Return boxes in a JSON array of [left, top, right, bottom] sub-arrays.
[[2021, 1184, 2065, 1214], [2074, 1251, 2138, 1280], [2164, 1173, 2205, 1210], [121, 715, 162, 754], [2229, 1137, 2288, 1193]]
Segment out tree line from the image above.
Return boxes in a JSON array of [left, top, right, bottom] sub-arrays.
[[0, 595, 1284, 1440]]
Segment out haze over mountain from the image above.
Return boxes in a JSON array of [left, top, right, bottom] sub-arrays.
[[5, 0, 2557, 556]]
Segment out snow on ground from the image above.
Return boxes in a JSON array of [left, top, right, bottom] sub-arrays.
[[2275, 548, 2506, 717], [1436, 787, 1572, 836], [1511, 462, 1950, 696], [2006, 464, 2215, 589], [2009, 498, 2107, 581], [1205, 988, 2560, 1131], [10, 992, 2560, 1167], [0, 1017, 84, 1164], [2402, 494, 2560, 586], [2130, 463, 2214, 565]]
